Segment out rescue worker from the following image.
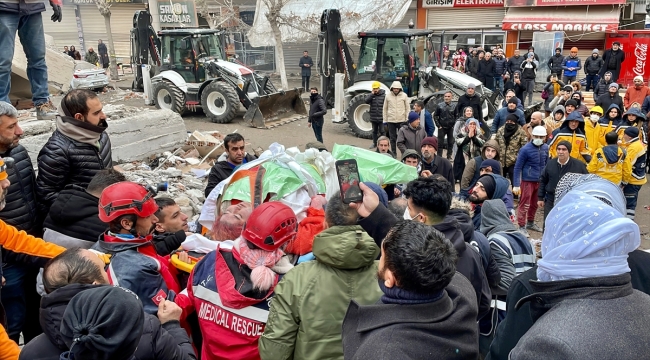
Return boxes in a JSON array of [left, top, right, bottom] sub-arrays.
[[616, 107, 647, 145], [587, 131, 630, 187], [620, 127, 647, 220], [548, 111, 591, 164], [596, 104, 623, 148], [585, 106, 604, 152]]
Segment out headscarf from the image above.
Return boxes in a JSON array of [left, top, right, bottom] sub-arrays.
[[554, 173, 626, 215], [537, 190, 640, 281]]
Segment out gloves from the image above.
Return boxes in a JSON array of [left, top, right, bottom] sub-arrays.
[[512, 187, 521, 196], [50, 0, 62, 22]]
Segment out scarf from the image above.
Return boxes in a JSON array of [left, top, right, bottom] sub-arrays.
[[552, 81, 561, 96], [378, 280, 444, 305], [58, 101, 107, 146], [236, 238, 292, 291], [504, 123, 518, 146]]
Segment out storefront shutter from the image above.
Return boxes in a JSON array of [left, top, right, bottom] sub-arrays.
[[80, 4, 146, 62], [426, 8, 506, 30], [42, 6, 83, 51]]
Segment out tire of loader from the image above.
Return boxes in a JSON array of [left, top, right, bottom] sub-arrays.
[[201, 81, 239, 123], [345, 93, 373, 139], [153, 80, 186, 115]]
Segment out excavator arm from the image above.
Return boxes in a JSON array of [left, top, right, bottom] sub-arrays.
[[318, 9, 356, 109], [131, 10, 162, 91]]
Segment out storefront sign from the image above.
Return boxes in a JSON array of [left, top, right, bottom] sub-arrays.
[[422, 0, 504, 8], [605, 31, 650, 86], [63, 0, 145, 4], [504, 0, 624, 7], [159, 0, 198, 28], [502, 22, 617, 32]]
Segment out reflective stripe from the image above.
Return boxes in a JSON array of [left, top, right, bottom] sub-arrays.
[[193, 285, 269, 323], [491, 299, 507, 311], [107, 263, 120, 286]]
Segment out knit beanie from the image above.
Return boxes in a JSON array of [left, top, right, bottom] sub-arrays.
[[480, 159, 502, 176], [408, 111, 419, 123], [477, 174, 496, 199], [625, 126, 640, 138], [508, 97, 518, 105], [555, 47, 562, 52], [506, 113, 519, 123], [593, 49, 599, 54], [421, 136, 438, 151], [557, 140, 573, 153], [60, 286, 144, 360], [609, 83, 619, 90], [565, 99, 578, 108]]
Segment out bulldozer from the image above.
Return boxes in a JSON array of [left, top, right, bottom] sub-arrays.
[[131, 10, 306, 128]]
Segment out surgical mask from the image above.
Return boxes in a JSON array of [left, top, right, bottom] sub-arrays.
[[590, 114, 600, 122], [403, 207, 412, 220], [533, 139, 544, 146]]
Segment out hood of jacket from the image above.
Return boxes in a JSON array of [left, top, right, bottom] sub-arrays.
[[553, 105, 566, 117], [312, 225, 379, 270], [484, 173, 509, 200], [561, 111, 586, 132], [40, 283, 105, 351], [446, 208, 475, 244], [433, 215, 467, 257], [479, 199, 518, 236], [623, 107, 646, 122], [602, 145, 623, 164], [389, 81, 402, 94], [47, 184, 100, 227], [600, 104, 623, 124], [481, 139, 501, 161], [96, 232, 153, 252]]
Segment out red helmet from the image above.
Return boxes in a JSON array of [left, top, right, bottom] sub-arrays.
[[98, 182, 158, 223], [241, 202, 297, 251]]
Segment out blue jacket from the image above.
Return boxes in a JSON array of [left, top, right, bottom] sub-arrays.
[[561, 56, 581, 77], [491, 108, 525, 134], [513, 142, 549, 187], [421, 109, 435, 137], [494, 57, 507, 76]]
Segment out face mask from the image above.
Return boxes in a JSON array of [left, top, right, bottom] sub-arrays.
[[590, 114, 600, 122], [533, 139, 544, 146], [505, 123, 517, 131]]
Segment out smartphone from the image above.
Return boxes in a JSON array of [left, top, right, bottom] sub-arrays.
[[335, 159, 363, 204]]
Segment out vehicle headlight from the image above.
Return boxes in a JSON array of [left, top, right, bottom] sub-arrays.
[[237, 81, 244, 90]]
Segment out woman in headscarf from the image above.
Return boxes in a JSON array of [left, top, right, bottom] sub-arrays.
[[453, 106, 475, 183], [455, 118, 485, 163]]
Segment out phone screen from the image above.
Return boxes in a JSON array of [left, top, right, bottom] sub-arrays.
[[335, 159, 363, 204]]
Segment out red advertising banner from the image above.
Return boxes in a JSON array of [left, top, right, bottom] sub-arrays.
[[502, 22, 618, 32], [504, 0, 625, 7], [422, 0, 504, 8], [605, 31, 650, 87]]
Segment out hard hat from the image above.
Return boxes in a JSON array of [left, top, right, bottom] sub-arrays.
[[590, 106, 604, 115], [532, 126, 547, 137], [0, 156, 12, 181], [98, 182, 158, 223], [371, 81, 381, 89], [241, 202, 297, 251], [571, 47, 578, 52]]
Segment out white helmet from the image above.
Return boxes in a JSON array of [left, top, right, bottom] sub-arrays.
[[532, 125, 547, 137]]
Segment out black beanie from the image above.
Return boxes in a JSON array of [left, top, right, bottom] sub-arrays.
[[508, 97, 518, 105], [477, 174, 496, 200], [557, 140, 573, 153], [61, 286, 145, 360], [565, 99, 578, 108], [506, 113, 519, 123]]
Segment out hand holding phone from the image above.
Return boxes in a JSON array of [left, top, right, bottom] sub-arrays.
[[335, 159, 363, 204]]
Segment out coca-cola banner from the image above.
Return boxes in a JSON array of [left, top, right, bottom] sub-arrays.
[[504, 0, 625, 7], [605, 31, 650, 87], [422, 0, 504, 8]]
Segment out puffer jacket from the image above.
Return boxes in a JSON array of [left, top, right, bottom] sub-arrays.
[[549, 111, 592, 163], [513, 141, 549, 187], [562, 55, 581, 77], [0, 145, 39, 236], [364, 90, 386, 123], [382, 81, 409, 124], [594, 76, 613, 98], [396, 123, 426, 154], [587, 145, 629, 185], [308, 94, 327, 123], [584, 55, 604, 75], [36, 119, 112, 218], [616, 107, 648, 145], [0, 0, 50, 14], [595, 104, 623, 148], [507, 55, 525, 75], [493, 56, 507, 76], [547, 53, 564, 76], [259, 226, 382, 360], [496, 125, 529, 168], [478, 58, 497, 79], [19, 283, 196, 360]]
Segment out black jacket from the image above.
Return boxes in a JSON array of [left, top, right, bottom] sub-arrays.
[[309, 94, 327, 124], [547, 53, 564, 76], [421, 155, 454, 185], [594, 77, 614, 98], [520, 59, 537, 80], [456, 93, 483, 122], [358, 204, 491, 322], [434, 101, 457, 129], [20, 283, 196, 360], [152, 230, 186, 256], [204, 154, 257, 197], [538, 157, 587, 202], [342, 273, 479, 360], [595, 92, 624, 111], [486, 250, 650, 360], [298, 55, 313, 77], [599, 48, 625, 79], [584, 55, 604, 75], [507, 55, 524, 75], [43, 184, 106, 243], [364, 90, 386, 123], [478, 58, 496, 79], [36, 122, 112, 218], [0, 145, 39, 236]]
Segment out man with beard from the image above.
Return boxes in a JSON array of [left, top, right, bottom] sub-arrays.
[[419, 137, 454, 185], [491, 97, 525, 135], [456, 83, 483, 122], [467, 173, 510, 231], [307, 87, 327, 143], [205, 133, 257, 197], [624, 76, 650, 109], [599, 41, 626, 82], [570, 91, 589, 117], [83, 47, 99, 65], [495, 115, 528, 185], [523, 111, 546, 141], [507, 49, 525, 77], [547, 48, 564, 80], [36, 90, 112, 219], [152, 197, 190, 256]]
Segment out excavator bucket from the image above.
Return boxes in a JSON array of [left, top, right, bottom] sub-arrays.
[[244, 88, 308, 128]]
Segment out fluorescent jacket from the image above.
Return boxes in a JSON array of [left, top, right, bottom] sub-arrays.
[[587, 145, 630, 186]]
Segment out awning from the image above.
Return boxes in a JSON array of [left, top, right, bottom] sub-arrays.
[[502, 5, 620, 33]]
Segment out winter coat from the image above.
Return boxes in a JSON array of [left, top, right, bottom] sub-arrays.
[[84, 51, 99, 65], [461, 139, 501, 192], [496, 126, 528, 168], [36, 119, 112, 218], [507, 55, 525, 75], [478, 58, 496, 80], [358, 204, 491, 322], [456, 119, 486, 159], [513, 142, 549, 187], [561, 55, 581, 78], [420, 155, 455, 186], [547, 53, 564, 77], [205, 154, 257, 197], [538, 157, 588, 201], [94, 232, 181, 315], [419, 109, 436, 137], [486, 250, 650, 360], [98, 43, 109, 67], [510, 273, 650, 360], [542, 80, 565, 112], [622, 138, 647, 186], [624, 85, 650, 109], [434, 101, 457, 129], [544, 105, 565, 137], [583, 55, 603, 75], [152, 230, 186, 257], [493, 56, 507, 76], [594, 76, 613, 98], [308, 94, 327, 123], [364, 90, 386, 123], [491, 107, 525, 134], [341, 273, 479, 360], [595, 92, 624, 112], [587, 145, 629, 185], [616, 107, 648, 144], [584, 117, 599, 153], [298, 55, 313, 77], [42, 184, 105, 247], [259, 226, 382, 360], [0, 0, 46, 15], [456, 93, 483, 122], [468, 55, 480, 77], [0, 145, 39, 236], [519, 59, 537, 80], [19, 283, 196, 360], [549, 111, 592, 163], [382, 82, 409, 124], [595, 104, 624, 148], [397, 123, 426, 155], [599, 48, 625, 80]]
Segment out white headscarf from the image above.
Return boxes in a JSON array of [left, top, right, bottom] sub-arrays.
[[537, 190, 640, 282], [554, 173, 626, 215]]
